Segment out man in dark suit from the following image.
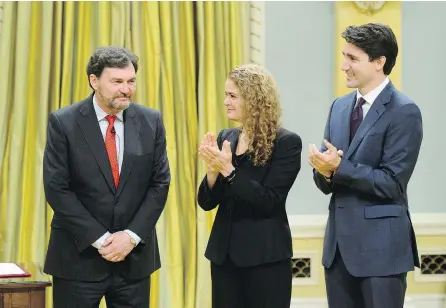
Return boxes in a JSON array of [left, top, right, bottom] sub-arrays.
[[308, 24, 423, 308], [43, 46, 170, 307]]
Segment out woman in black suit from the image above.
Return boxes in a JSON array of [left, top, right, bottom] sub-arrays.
[[197, 64, 302, 308]]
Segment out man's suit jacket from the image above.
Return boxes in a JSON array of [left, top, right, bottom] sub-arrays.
[[314, 81, 423, 277], [198, 128, 302, 267], [43, 94, 170, 281]]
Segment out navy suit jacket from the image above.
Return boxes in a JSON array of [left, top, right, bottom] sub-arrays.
[[314, 81, 423, 277]]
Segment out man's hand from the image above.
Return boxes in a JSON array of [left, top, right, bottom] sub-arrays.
[[308, 139, 342, 176], [98, 231, 135, 263], [199, 140, 234, 177]]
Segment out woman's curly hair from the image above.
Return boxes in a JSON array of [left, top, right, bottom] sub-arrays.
[[228, 64, 282, 166]]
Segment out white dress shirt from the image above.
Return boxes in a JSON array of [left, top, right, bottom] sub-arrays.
[[91, 96, 141, 249], [355, 77, 390, 118], [93, 96, 124, 172]]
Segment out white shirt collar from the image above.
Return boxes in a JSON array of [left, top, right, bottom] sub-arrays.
[[356, 77, 390, 105], [92, 94, 124, 122]]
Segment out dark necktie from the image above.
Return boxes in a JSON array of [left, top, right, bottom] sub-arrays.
[[350, 97, 367, 142]]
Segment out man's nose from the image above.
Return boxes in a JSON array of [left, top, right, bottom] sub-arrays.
[[120, 84, 130, 94], [341, 59, 350, 71]]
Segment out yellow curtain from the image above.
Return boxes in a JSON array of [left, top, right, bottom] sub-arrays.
[[195, 2, 247, 307], [0, 1, 247, 307], [0, 2, 128, 307], [130, 2, 199, 307], [334, 1, 402, 97]]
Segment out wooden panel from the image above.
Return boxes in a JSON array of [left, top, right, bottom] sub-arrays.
[[30, 290, 45, 308], [2, 292, 11, 308], [0, 288, 46, 308], [11, 290, 29, 308]]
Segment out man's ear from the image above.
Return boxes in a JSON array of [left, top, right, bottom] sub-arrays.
[[89, 74, 98, 90], [375, 56, 386, 72]]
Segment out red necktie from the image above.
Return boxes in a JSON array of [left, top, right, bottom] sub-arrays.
[[105, 115, 119, 188]]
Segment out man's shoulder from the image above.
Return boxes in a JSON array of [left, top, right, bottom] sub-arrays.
[[51, 98, 90, 119], [389, 89, 422, 119], [130, 103, 161, 119], [334, 90, 356, 107], [391, 89, 416, 107]]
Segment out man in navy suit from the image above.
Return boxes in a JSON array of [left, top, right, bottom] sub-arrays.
[[308, 23, 423, 308]]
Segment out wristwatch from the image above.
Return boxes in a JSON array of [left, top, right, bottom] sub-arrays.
[[124, 230, 137, 247], [129, 235, 137, 247], [323, 173, 332, 182]]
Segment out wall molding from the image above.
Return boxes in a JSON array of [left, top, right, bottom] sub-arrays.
[[248, 1, 265, 65], [289, 213, 446, 238], [0, 2, 3, 41], [290, 295, 446, 308]]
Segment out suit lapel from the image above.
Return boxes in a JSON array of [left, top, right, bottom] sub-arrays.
[[77, 96, 116, 192], [339, 92, 356, 153], [345, 81, 394, 159], [116, 105, 139, 198], [225, 128, 241, 154]]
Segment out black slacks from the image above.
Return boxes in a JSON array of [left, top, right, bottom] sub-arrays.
[[53, 273, 150, 308], [211, 257, 292, 308], [325, 247, 407, 308]]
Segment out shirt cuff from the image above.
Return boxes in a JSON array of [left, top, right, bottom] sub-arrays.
[[91, 231, 111, 249], [124, 229, 141, 246]]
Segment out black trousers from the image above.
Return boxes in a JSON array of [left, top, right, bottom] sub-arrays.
[[325, 247, 407, 308], [53, 273, 150, 308], [211, 257, 292, 308]]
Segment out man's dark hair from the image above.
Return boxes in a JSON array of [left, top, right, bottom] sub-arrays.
[[342, 23, 398, 75], [86, 46, 139, 89]]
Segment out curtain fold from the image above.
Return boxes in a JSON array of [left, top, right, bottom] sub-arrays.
[[0, 1, 247, 307], [195, 2, 247, 307], [130, 2, 198, 307]]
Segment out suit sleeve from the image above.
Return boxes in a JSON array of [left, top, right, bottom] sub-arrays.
[[229, 132, 302, 215], [43, 112, 108, 252], [313, 100, 336, 195], [197, 130, 226, 211], [127, 111, 170, 243], [333, 103, 423, 200]]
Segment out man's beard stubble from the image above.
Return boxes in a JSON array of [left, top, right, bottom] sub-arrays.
[[105, 93, 132, 112]]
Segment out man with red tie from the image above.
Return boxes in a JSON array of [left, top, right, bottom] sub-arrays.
[[43, 46, 170, 307]]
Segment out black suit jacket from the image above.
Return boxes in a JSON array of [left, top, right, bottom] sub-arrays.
[[197, 128, 302, 267], [43, 94, 170, 281]]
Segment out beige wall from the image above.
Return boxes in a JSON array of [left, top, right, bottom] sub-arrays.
[[291, 232, 446, 298], [263, 1, 446, 215], [257, 2, 446, 304]]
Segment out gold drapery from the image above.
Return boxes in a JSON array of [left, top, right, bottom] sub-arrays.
[[0, 1, 247, 307]]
